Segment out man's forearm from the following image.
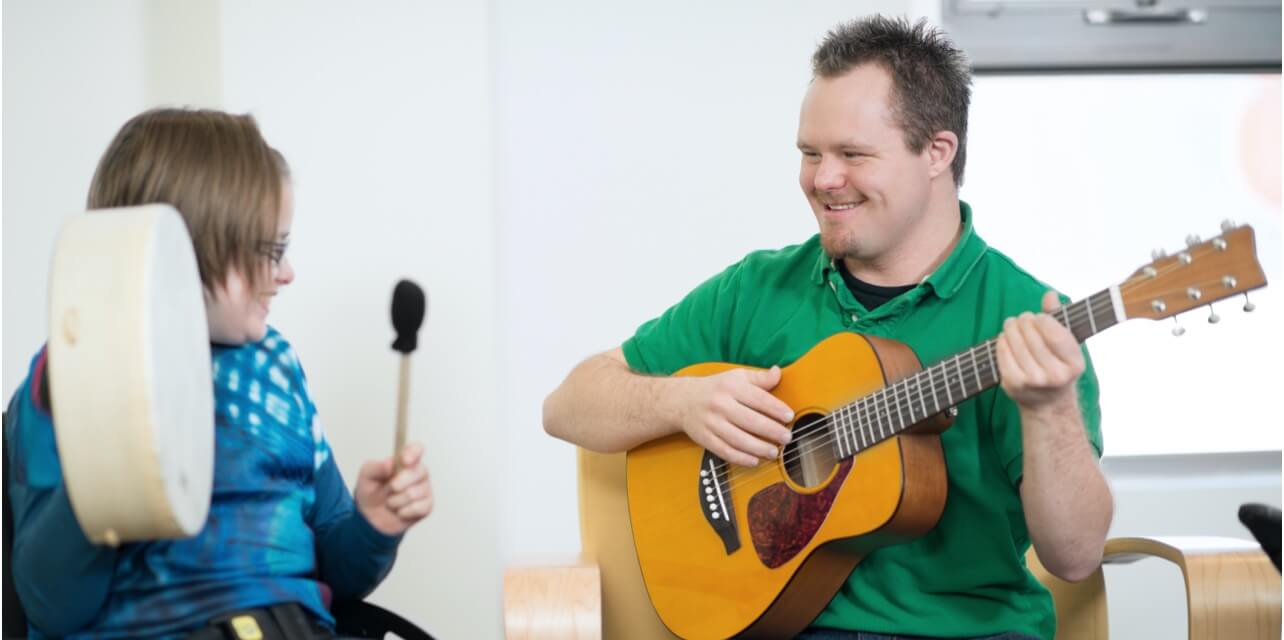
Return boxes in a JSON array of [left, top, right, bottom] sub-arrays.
[[543, 351, 686, 452], [1020, 397, 1113, 582]]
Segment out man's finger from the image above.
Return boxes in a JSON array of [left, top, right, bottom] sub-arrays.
[[1016, 316, 1064, 380], [1003, 316, 1043, 384], [748, 365, 783, 392], [725, 399, 791, 446], [712, 417, 778, 462], [1041, 290, 1062, 314], [703, 429, 761, 467], [996, 332, 1027, 385], [739, 383, 795, 426]]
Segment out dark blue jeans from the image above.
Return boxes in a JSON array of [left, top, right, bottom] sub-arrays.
[[794, 631, 1041, 640]]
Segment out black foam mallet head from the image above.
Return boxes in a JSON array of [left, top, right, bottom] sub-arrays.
[[1239, 503, 1281, 572], [391, 279, 426, 354]]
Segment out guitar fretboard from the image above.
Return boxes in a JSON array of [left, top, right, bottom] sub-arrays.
[[828, 289, 1119, 459]]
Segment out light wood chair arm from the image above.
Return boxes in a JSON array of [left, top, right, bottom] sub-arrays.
[[503, 557, 602, 640], [1102, 536, 1280, 640], [1027, 546, 1109, 640]]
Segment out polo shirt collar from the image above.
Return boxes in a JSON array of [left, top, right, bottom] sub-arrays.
[[810, 200, 987, 301]]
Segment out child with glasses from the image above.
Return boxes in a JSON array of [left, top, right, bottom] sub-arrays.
[[6, 108, 434, 639]]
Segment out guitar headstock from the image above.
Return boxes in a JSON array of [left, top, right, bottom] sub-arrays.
[[1120, 222, 1267, 323]]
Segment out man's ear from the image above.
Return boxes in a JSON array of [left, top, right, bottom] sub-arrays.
[[926, 130, 959, 180]]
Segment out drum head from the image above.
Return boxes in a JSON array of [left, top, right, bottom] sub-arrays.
[[47, 204, 214, 544]]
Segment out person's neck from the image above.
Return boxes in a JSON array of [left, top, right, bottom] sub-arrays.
[[842, 192, 962, 287]]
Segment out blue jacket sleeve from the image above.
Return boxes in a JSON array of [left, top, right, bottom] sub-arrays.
[[6, 377, 117, 636], [308, 455, 402, 600]]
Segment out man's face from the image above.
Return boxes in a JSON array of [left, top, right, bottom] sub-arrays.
[[797, 64, 935, 264]]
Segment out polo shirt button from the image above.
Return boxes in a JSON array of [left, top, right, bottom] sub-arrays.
[[850, 313, 859, 323]]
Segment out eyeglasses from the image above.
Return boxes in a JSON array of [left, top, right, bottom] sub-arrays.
[[258, 241, 290, 269]]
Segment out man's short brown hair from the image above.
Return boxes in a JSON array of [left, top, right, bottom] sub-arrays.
[[812, 16, 972, 186], [87, 108, 289, 291]]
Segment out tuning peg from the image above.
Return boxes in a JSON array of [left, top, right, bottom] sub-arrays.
[[1221, 219, 1236, 232], [1207, 304, 1220, 324], [1243, 292, 1256, 313], [1151, 248, 1167, 260], [1185, 234, 1201, 247], [1171, 316, 1186, 337]]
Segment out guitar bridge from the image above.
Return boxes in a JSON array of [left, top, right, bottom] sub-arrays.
[[699, 451, 741, 555]]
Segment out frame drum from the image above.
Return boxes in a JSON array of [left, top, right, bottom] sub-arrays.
[[47, 204, 214, 545]]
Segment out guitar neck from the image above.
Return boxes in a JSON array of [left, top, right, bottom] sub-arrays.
[[829, 288, 1121, 458]]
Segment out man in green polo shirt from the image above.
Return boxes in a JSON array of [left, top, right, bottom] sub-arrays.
[[543, 15, 1112, 640]]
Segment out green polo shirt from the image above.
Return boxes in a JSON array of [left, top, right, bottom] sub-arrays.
[[622, 201, 1102, 640]]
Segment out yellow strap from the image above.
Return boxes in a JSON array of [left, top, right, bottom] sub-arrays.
[[229, 615, 264, 640]]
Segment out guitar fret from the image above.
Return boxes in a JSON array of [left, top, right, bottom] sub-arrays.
[[943, 363, 953, 406], [848, 404, 858, 454], [1085, 295, 1097, 336], [916, 372, 928, 420], [847, 406, 857, 454], [987, 343, 997, 383], [953, 354, 965, 398], [854, 401, 865, 450], [927, 367, 940, 413], [848, 403, 858, 453], [971, 347, 982, 391], [893, 380, 906, 430], [878, 390, 890, 439]]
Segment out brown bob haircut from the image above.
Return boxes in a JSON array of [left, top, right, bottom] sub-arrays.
[[87, 108, 289, 291]]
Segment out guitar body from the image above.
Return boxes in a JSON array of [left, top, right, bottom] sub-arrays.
[[626, 331, 953, 639]]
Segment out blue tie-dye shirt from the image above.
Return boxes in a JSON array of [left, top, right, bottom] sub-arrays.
[[6, 327, 401, 639]]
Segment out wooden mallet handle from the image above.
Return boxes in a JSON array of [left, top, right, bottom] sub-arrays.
[[390, 279, 426, 474]]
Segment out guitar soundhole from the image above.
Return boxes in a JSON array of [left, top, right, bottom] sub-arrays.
[[782, 412, 842, 489]]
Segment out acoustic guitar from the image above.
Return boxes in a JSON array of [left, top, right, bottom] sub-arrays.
[[624, 223, 1268, 639]]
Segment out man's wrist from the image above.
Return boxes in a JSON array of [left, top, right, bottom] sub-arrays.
[[1017, 388, 1079, 421]]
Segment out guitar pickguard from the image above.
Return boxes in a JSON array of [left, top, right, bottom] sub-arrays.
[[747, 459, 854, 568]]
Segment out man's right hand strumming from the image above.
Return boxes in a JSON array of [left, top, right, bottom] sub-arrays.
[[675, 366, 795, 467], [544, 347, 794, 467]]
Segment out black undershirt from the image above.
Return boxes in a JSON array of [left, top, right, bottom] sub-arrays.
[[836, 260, 915, 311]]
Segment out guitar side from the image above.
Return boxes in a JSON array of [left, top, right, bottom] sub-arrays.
[[626, 332, 950, 639]]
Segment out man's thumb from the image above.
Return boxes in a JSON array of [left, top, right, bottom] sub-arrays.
[[750, 365, 782, 390]]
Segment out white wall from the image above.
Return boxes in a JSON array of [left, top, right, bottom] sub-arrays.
[[4, 2, 1281, 639], [3, 0, 148, 389], [965, 73, 1283, 457]]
